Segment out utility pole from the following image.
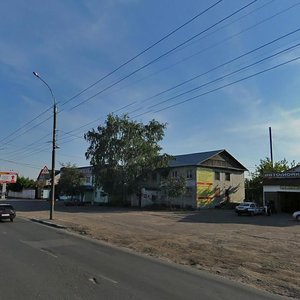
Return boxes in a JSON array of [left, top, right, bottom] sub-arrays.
[[269, 127, 273, 167], [33, 72, 57, 220]]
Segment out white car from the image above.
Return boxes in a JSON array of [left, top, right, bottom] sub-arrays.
[[292, 211, 300, 221], [235, 202, 265, 216]]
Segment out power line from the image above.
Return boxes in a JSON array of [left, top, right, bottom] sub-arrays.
[[58, 27, 300, 141], [0, 1, 223, 149], [146, 38, 300, 111], [0, 107, 52, 144], [0, 1, 288, 150], [2, 0, 292, 149], [147, 55, 300, 115], [1, 115, 52, 148], [4, 22, 297, 162], [38, 39, 300, 152], [59, 0, 223, 107], [65, 0, 258, 111], [8, 51, 299, 164], [0, 158, 42, 170], [2, 1, 297, 162], [102, 1, 300, 113], [135, 28, 300, 111]]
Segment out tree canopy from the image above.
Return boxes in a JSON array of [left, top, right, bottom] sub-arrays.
[[7, 176, 36, 192], [246, 157, 296, 201], [84, 114, 172, 202], [56, 163, 85, 198], [163, 176, 187, 198]]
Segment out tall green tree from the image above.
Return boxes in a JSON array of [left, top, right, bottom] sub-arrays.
[[246, 157, 296, 201], [162, 176, 187, 208], [84, 114, 172, 203], [56, 163, 84, 199], [163, 176, 187, 198], [7, 176, 36, 192]]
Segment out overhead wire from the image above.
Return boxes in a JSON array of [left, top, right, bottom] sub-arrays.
[[146, 36, 300, 111], [34, 38, 300, 150], [54, 25, 300, 142], [1, 0, 255, 152], [0, 107, 52, 144], [81, 0, 277, 108], [3, 1, 299, 167], [59, 0, 223, 107], [144, 55, 300, 115], [64, 0, 258, 111], [0, 1, 223, 150]]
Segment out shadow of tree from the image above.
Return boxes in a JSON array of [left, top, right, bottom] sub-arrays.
[[176, 209, 296, 227]]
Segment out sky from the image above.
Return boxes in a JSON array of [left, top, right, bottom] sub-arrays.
[[1, 0, 300, 180]]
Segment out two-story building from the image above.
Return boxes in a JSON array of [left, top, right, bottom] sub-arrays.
[[75, 166, 108, 204], [36, 166, 60, 199], [131, 149, 247, 208], [37, 165, 108, 204]]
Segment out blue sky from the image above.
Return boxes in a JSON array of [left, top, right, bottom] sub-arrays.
[[1, 0, 300, 179]]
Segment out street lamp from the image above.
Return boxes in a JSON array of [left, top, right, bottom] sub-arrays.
[[33, 71, 57, 220]]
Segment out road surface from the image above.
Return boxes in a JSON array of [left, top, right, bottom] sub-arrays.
[[0, 216, 283, 299]]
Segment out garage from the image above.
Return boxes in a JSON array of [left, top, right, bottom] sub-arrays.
[[263, 170, 300, 213]]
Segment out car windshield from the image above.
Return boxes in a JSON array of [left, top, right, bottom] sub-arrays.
[[0, 205, 13, 210]]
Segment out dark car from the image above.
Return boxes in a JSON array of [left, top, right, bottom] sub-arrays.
[[0, 204, 16, 222]]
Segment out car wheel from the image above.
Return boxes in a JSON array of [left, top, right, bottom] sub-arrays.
[[250, 211, 254, 216], [10, 218, 14, 222], [296, 215, 300, 221]]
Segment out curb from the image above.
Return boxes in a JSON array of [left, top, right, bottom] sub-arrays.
[[30, 218, 66, 229]]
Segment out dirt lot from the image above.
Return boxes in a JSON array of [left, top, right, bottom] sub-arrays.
[[15, 200, 299, 299]]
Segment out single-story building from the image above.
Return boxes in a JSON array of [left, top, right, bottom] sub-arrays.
[[263, 165, 300, 213]]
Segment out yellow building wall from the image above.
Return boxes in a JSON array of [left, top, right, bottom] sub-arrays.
[[196, 168, 215, 208]]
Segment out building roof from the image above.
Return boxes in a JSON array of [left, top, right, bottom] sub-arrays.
[[169, 149, 247, 171]]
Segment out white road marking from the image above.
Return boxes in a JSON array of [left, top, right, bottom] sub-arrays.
[[89, 274, 118, 284], [40, 248, 58, 258], [98, 274, 118, 284]]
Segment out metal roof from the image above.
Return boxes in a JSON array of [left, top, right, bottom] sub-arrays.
[[169, 149, 247, 170]]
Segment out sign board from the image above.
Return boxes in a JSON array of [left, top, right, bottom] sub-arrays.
[[264, 172, 300, 178], [38, 166, 50, 181], [0, 172, 18, 184]]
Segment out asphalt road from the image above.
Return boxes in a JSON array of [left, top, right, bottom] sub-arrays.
[[0, 216, 284, 300]]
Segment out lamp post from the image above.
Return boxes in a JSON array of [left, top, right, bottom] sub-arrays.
[[33, 72, 57, 220]]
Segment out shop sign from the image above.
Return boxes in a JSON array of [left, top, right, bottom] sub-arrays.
[[280, 186, 300, 191], [264, 172, 300, 178]]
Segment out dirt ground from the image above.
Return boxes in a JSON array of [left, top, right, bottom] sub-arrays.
[[16, 203, 299, 299]]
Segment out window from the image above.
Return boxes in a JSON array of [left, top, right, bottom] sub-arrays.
[[186, 169, 193, 179], [172, 171, 178, 178], [215, 172, 220, 180], [225, 173, 230, 181]]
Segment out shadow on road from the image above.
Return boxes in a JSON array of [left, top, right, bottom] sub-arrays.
[[5, 199, 137, 214], [4, 199, 298, 227]]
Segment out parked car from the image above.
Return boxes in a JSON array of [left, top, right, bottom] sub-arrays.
[[235, 202, 265, 216], [0, 204, 16, 222], [64, 198, 84, 206], [292, 211, 300, 221]]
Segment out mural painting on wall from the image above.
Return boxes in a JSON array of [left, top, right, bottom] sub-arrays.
[[196, 168, 216, 208]]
